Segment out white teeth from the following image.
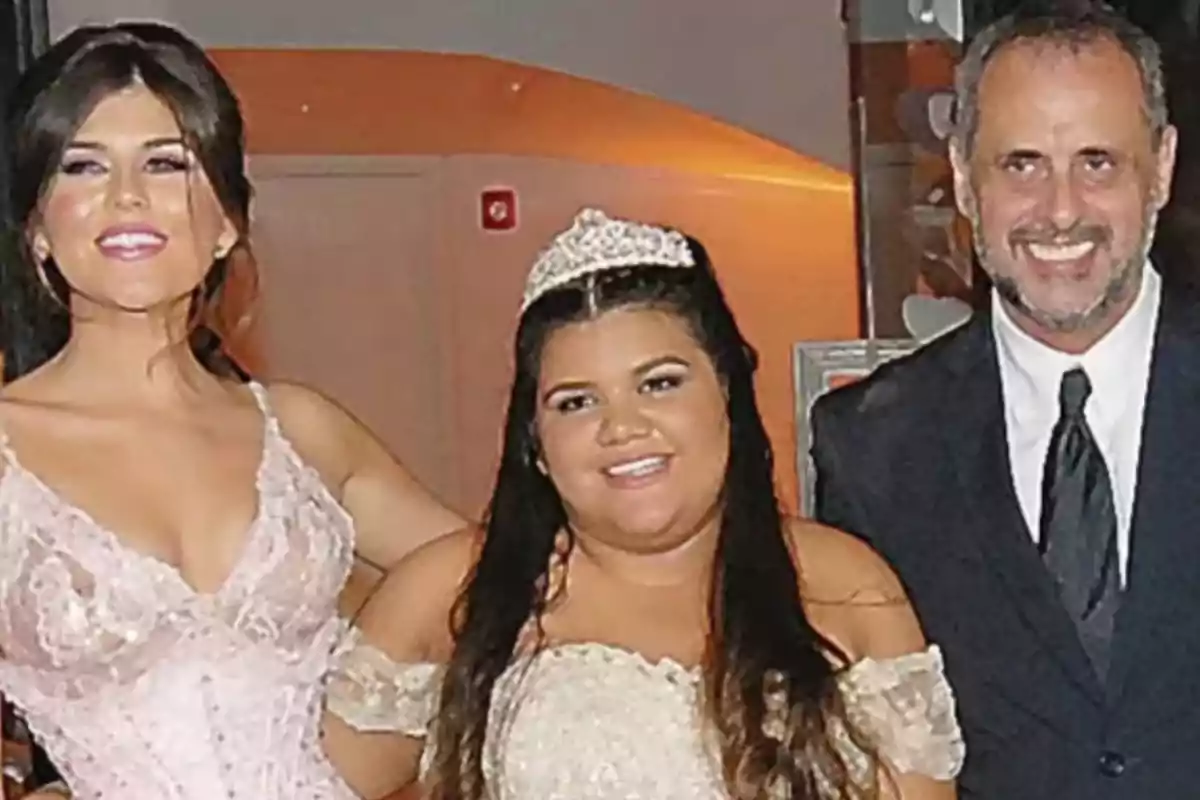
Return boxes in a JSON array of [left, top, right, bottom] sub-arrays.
[[1026, 241, 1095, 262], [605, 456, 667, 478], [99, 232, 165, 248]]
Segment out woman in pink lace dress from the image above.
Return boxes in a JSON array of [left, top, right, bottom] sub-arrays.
[[0, 22, 462, 799]]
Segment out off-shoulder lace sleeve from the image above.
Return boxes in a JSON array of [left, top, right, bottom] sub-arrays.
[[837, 645, 964, 780], [325, 629, 443, 736]]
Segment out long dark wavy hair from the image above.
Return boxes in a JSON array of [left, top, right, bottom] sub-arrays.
[[428, 235, 878, 799], [0, 21, 254, 383]]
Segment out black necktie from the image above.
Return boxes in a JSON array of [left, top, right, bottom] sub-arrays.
[[1039, 367, 1121, 679]]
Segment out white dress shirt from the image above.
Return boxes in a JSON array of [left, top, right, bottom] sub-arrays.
[[992, 265, 1161, 584]]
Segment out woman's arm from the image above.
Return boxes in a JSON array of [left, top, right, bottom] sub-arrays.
[[792, 520, 960, 800], [265, 382, 467, 571], [3, 699, 70, 800], [322, 529, 477, 799], [21, 786, 71, 799]]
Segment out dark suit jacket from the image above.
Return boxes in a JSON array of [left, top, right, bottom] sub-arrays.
[[810, 283, 1200, 799]]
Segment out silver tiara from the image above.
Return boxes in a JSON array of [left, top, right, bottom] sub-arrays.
[[521, 208, 695, 311]]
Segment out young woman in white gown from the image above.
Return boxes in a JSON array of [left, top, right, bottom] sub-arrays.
[[0, 22, 462, 799], [323, 209, 965, 799]]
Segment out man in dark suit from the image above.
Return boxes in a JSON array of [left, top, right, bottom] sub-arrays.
[[810, 4, 1199, 798]]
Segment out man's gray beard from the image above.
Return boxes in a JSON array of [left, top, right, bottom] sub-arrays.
[[973, 209, 1157, 334]]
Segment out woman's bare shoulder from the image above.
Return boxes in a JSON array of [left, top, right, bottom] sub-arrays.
[[354, 526, 482, 660], [787, 517, 927, 662]]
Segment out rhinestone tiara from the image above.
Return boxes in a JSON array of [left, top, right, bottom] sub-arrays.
[[521, 207, 695, 311]]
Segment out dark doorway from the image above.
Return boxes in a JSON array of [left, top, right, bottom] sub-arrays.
[[966, 0, 1197, 37], [2, 0, 49, 222]]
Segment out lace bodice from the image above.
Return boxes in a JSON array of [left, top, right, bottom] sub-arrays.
[[328, 635, 964, 799], [0, 383, 358, 800]]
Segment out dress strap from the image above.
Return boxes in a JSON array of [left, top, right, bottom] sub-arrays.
[[0, 415, 16, 469], [246, 381, 281, 438]]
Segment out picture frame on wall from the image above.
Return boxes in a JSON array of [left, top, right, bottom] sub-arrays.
[[792, 338, 918, 516]]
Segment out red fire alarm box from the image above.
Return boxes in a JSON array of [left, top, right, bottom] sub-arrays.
[[480, 187, 518, 232]]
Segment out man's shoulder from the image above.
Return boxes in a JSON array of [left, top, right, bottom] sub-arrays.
[[812, 319, 983, 430]]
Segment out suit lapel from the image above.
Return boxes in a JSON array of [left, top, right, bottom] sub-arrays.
[[1108, 285, 1200, 701], [940, 315, 1105, 703]]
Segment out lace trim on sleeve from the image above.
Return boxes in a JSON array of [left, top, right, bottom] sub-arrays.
[[325, 629, 442, 736], [837, 645, 965, 780]]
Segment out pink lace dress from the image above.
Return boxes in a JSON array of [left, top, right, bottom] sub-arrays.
[[0, 383, 358, 800]]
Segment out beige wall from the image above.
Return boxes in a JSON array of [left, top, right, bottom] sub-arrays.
[[245, 155, 858, 517], [46, 0, 852, 170]]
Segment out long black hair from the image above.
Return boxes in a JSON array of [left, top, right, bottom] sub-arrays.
[[429, 234, 877, 799], [1, 21, 253, 383]]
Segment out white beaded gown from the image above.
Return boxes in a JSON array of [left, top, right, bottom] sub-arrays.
[[328, 629, 965, 799]]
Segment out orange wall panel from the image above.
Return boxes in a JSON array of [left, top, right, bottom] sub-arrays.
[[210, 48, 860, 514]]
